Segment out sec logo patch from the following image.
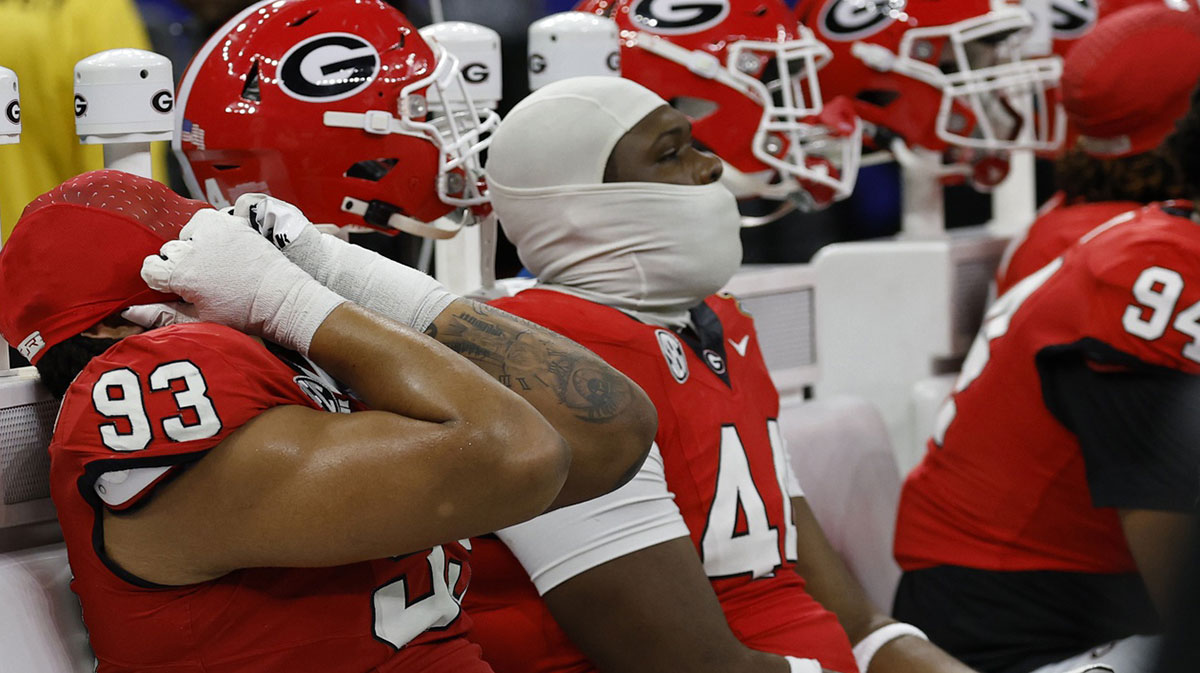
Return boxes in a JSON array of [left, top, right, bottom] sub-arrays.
[[656, 329, 689, 384]]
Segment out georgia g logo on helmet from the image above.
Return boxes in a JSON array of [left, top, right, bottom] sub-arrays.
[[1050, 0, 1097, 38], [817, 0, 902, 42], [631, 0, 731, 35], [278, 32, 381, 102]]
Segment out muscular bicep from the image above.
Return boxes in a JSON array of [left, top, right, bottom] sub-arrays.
[[542, 537, 789, 673], [104, 404, 557, 586], [428, 298, 656, 508]]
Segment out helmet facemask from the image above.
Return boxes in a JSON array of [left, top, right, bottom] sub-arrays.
[[875, 7, 1064, 154], [323, 43, 499, 234], [633, 27, 862, 210], [726, 31, 862, 205]]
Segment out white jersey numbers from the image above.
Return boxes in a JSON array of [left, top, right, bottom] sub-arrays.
[[1123, 266, 1200, 364], [701, 422, 794, 578], [93, 369, 153, 452], [92, 361, 222, 452], [767, 419, 799, 562], [1123, 266, 1184, 339], [373, 543, 468, 649]]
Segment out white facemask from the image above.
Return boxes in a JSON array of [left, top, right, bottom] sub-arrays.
[[488, 76, 743, 328], [491, 180, 742, 328]]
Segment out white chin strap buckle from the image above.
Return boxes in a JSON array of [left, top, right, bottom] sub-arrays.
[[851, 42, 897, 73], [362, 110, 393, 135], [341, 196, 463, 240], [324, 110, 401, 135], [635, 32, 722, 80]]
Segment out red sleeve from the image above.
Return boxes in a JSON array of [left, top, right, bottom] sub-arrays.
[[997, 200, 1139, 296], [1035, 211, 1200, 511], [1078, 215, 1200, 375], [52, 323, 319, 510]]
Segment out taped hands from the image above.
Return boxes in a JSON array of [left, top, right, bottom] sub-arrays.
[[140, 208, 344, 354]]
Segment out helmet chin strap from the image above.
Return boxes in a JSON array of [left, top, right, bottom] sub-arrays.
[[720, 161, 827, 228], [632, 32, 745, 90], [340, 195, 464, 239], [720, 159, 844, 225], [720, 161, 799, 200], [889, 137, 974, 180]]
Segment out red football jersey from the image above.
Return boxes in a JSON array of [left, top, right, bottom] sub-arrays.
[[465, 290, 857, 673], [50, 323, 487, 672], [995, 193, 1139, 296], [898, 204, 1200, 574]]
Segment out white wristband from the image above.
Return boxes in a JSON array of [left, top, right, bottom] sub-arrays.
[[289, 226, 455, 333], [785, 656, 822, 673], [235, 193, 455, 333], [852, 623, 928, 673]]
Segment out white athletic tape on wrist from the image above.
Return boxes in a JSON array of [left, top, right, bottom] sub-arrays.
[[852, 623, 928, 673], [237, 194, 455, 332], [785, 656, 822, 673], [300, 228, 454, 333]]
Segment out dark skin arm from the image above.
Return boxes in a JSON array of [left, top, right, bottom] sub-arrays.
[[1119, 509, 1196, 620], [425, 298, 656, 509], [790, 498, 978, 673], [543, 537, 819, 673], [541, 499, 975, 673], [104, 303, 571, 585]]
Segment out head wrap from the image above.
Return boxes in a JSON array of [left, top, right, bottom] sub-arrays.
[[488, 77, 742, 327], [0, 170, 206, 363]]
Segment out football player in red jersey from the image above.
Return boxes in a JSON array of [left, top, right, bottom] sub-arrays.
[[995, 3, 1200, 295], [0, 169, 655, 672], [893, 60, 1200, 673], [405, 75, 970, 673]]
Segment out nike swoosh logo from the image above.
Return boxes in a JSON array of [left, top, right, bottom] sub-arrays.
[[728, 336, 749, 357]]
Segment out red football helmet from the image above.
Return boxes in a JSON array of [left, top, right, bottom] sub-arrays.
[[576, 0, 863, 213], [797, 0, 1066, 188], [175, 0, 497, 238]]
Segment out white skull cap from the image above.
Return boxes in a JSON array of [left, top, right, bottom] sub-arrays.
[[486, 76, 667, 189]]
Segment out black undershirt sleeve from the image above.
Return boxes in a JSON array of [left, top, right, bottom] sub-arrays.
[[1037, 338, 1200, 513]]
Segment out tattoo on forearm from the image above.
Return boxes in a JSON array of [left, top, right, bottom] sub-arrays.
[[426, 301, 632, 423]]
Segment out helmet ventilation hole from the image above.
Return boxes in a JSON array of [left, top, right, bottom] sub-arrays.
[[346, 159, 399, 182], [671, 96, 719, 121], [288, 11, 318, 27], [241, 61, 261, 102], [856, 89, 900, 108]]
